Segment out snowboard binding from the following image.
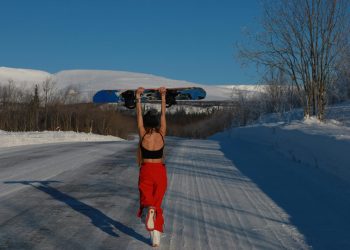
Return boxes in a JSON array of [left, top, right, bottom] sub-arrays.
[[122, 90, 178, 109], [166, 90, 177, 108], [121, 90, 136, 109]]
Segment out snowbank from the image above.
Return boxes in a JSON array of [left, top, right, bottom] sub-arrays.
[[0, 130, 123, 148], [258, 101, 350, 127], [211, 117, 350, 184]]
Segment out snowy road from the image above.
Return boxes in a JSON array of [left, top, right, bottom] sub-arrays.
[[0, 138, 311, 249]]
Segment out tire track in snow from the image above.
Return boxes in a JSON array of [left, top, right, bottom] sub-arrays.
[[160, 138, 309, 250], [201, 155, 242, 250]]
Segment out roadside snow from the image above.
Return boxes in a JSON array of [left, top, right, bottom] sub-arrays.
[[209, 103, 350, 249], [213, 111, 350, 184], [0, 130, 123, 148], [258, 101, 350, 126]]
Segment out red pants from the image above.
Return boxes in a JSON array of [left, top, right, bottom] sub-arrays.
[[137, 162, 167, 232]]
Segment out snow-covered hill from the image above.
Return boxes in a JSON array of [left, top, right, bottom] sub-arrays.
[[0, 67, 51, 91], [0, 67, 262, 101]]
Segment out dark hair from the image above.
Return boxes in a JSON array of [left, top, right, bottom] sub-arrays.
[[143, 109, 160, 129]]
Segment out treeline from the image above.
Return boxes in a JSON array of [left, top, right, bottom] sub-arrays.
[[166, 107, 234, 138], [0, 81, 238, 139], [0, 103, 137, 139], [2, 73, 349, 140], [0, 82, 134, 138]]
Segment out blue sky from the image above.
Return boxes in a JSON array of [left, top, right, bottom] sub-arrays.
[[0, 0, 261, 84]]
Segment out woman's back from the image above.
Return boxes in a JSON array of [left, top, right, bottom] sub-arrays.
[[141, 132, 164, 151]]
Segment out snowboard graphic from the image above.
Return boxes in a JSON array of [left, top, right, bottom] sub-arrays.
[[93, 87, 206, 109]]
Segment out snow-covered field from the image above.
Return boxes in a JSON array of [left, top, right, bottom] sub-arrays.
[[0, 130, 123, 148], [0, 66, 263, 101]]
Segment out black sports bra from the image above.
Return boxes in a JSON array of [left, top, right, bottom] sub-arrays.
[[140, 133, 164, 159]]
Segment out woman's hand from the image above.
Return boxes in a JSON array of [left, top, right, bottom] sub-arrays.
[[159, 87, 166, 96], [136, 87, 144, 99]]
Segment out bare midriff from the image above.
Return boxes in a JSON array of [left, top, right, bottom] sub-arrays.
[[143, 158, 163, 163]]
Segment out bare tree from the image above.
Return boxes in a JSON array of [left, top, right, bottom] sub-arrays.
[[335, 46, 350, 100], [262, 68, 288, 113], [231, 87, 257, 126], [30, 85, 40, 130], [1, 80, 17, 105], [60, 85, 81, 104], [239, 0, 350, 120], [261, 67, 301, 114], [41, 77, 57, 129]]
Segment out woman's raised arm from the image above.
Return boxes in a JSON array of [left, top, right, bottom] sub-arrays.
[[136, 87, 146, 137], [159, 87, 166, 136]]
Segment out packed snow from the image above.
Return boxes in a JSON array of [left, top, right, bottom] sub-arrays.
[[0, 130, 123, 148], [0, 66, 263, 101]]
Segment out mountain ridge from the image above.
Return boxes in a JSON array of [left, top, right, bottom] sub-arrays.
[[0, 66, 262, 101]]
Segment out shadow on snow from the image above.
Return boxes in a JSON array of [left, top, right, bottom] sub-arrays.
[[4, 180, 149, 245], [217, 129, 350, 250]]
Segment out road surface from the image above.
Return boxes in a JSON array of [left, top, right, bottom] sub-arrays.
[[0, 138, 309, 249]]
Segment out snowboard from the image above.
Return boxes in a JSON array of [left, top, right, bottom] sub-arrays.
[[93, 87, 206, 109]]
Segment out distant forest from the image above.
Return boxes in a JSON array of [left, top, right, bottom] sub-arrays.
[[0, 82, 237, 139], [1, 75, 349, 139]]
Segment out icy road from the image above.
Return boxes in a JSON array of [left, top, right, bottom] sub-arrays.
[[1, 136, 346, 249]]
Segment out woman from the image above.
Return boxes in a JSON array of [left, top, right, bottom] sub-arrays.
[[136, 87, 167, 247]]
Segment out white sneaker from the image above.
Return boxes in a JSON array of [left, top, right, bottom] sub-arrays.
[[152, 230, 161, 247]]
